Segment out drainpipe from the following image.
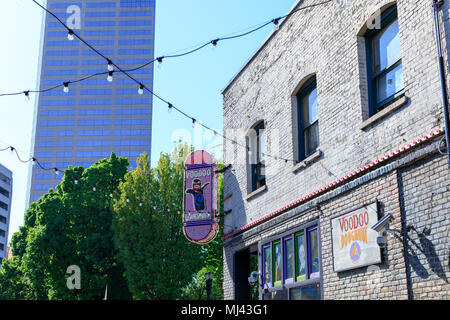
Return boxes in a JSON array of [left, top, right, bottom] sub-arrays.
[[432, 0, 450, 166]]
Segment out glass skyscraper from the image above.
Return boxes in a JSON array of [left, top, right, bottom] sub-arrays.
[[29, 0, 155, 204]]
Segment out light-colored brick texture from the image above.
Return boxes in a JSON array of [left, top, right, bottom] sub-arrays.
[[222, 0, 450, 300]]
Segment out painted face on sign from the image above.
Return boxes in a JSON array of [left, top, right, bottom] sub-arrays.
[[186, 179, 210, 212]]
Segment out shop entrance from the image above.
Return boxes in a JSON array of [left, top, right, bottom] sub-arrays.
[[234, 245, 258, 300]]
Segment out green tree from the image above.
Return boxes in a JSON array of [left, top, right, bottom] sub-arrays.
[[0, 153, 131, 300], [112, 151, 203, 299], [0, 257, 32, 299]]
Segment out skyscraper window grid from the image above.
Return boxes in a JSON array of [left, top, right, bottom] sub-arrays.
[[30, 0, 155, 204]]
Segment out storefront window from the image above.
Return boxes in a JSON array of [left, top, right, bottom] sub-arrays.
[[273, 241, 282, 286], [263, 245, 272, 289], [295, 231, 307, 281], [290, 283, 321, 300], [264, 288, 288, 300], [284, 236, 294, 283], [308, 227, 320, 279], [260, 221, 321, 300]]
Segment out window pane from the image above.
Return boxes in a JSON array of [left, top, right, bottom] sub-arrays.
[[273, 241, 282, 285], [263, 246, 272, 288], [308, 228, 320, 278], [304, 121, 319, 156], [263, 288, 288, 300], [302, 88, 318, 127], [372, 20, 401, 73], [284, 238, 294, 280], [296, 232, 307, 281], [290, 283, 321, 300], [375, 63, 403, 104], [258, 130, 265, 163]]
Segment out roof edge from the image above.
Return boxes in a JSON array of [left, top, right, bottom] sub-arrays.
[[221, 0, 305, 95]]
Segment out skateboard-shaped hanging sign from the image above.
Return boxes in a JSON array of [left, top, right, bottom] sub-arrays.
[[183, 150, 219, 245]]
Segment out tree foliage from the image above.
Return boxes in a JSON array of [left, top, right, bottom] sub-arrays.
[[112, 148, 204, 299], [0, 153, 131, 299], [0, 146, 225, 300]]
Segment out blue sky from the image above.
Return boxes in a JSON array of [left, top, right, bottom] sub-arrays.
[[0, 0, 298, 243]]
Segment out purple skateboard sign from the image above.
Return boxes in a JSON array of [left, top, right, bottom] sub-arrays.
[[183, 150, 219, 244]]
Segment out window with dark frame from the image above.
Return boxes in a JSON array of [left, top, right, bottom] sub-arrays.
[[283, 236, 295, 284], [262, 244, 272, 289], [365, 4, 403, 115], [297, 77, 319, 161], [260, 221, 321, 300], [250, 121, 265, 192]]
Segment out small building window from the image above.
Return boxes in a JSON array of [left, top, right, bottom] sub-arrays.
[[297, 77, 319, 161], [248, 121, 265, 192], [366, 5, 403, 115]]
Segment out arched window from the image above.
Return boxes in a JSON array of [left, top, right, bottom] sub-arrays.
[[248, 121, 265, 192], [297, 76, 319, 161], [365, 4, 403, 115]]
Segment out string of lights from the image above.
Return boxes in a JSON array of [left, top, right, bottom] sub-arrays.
[[0, 0, 335, 174], [0, 143, 64, 175], [0, 0, 334, 99]]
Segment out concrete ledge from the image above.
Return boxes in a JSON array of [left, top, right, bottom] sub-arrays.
[[292, 149, 322, 173], [245, 185, 267, 201], [360, 95, 408, 130]]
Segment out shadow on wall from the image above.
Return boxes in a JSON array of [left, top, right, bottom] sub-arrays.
[[405, 226, 448, 284], [223, 169, 247, 299], [223, 169, 246, 235], [397, 154, 449, 299]]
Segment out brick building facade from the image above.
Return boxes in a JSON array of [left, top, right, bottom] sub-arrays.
[[222, 0, 449, 300]]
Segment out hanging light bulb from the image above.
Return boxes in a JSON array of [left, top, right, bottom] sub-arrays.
[[211, 39, 219, 50], [139, 202, 143, 207], [74, 179, 78, 185], [93, 186, 96, 192], [192, 118, 197, 128], [126, 198, 130, 203], [32, 157, 37, 166], [109, 193, 113, 198], [67, 29, 74, 41], [138, 83, 144, 95], [107, 71, 114, 82], [54, 168, 60, 175], [9, 146, 14, 154], [272, 17, 281, 30], [156, 56, 163, 69], [107, 59, 114, 72], [168, 103, 173, 113], [63, 82, 69, 93], [24, 91, 30, 101]]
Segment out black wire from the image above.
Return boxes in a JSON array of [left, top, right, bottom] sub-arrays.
[[2, 0, 334, 166], [0, 145, 65, 173], [1, 0, 334, 98]]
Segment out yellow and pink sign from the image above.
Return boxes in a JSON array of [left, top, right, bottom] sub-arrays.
[[331, 202, 381, 272]]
